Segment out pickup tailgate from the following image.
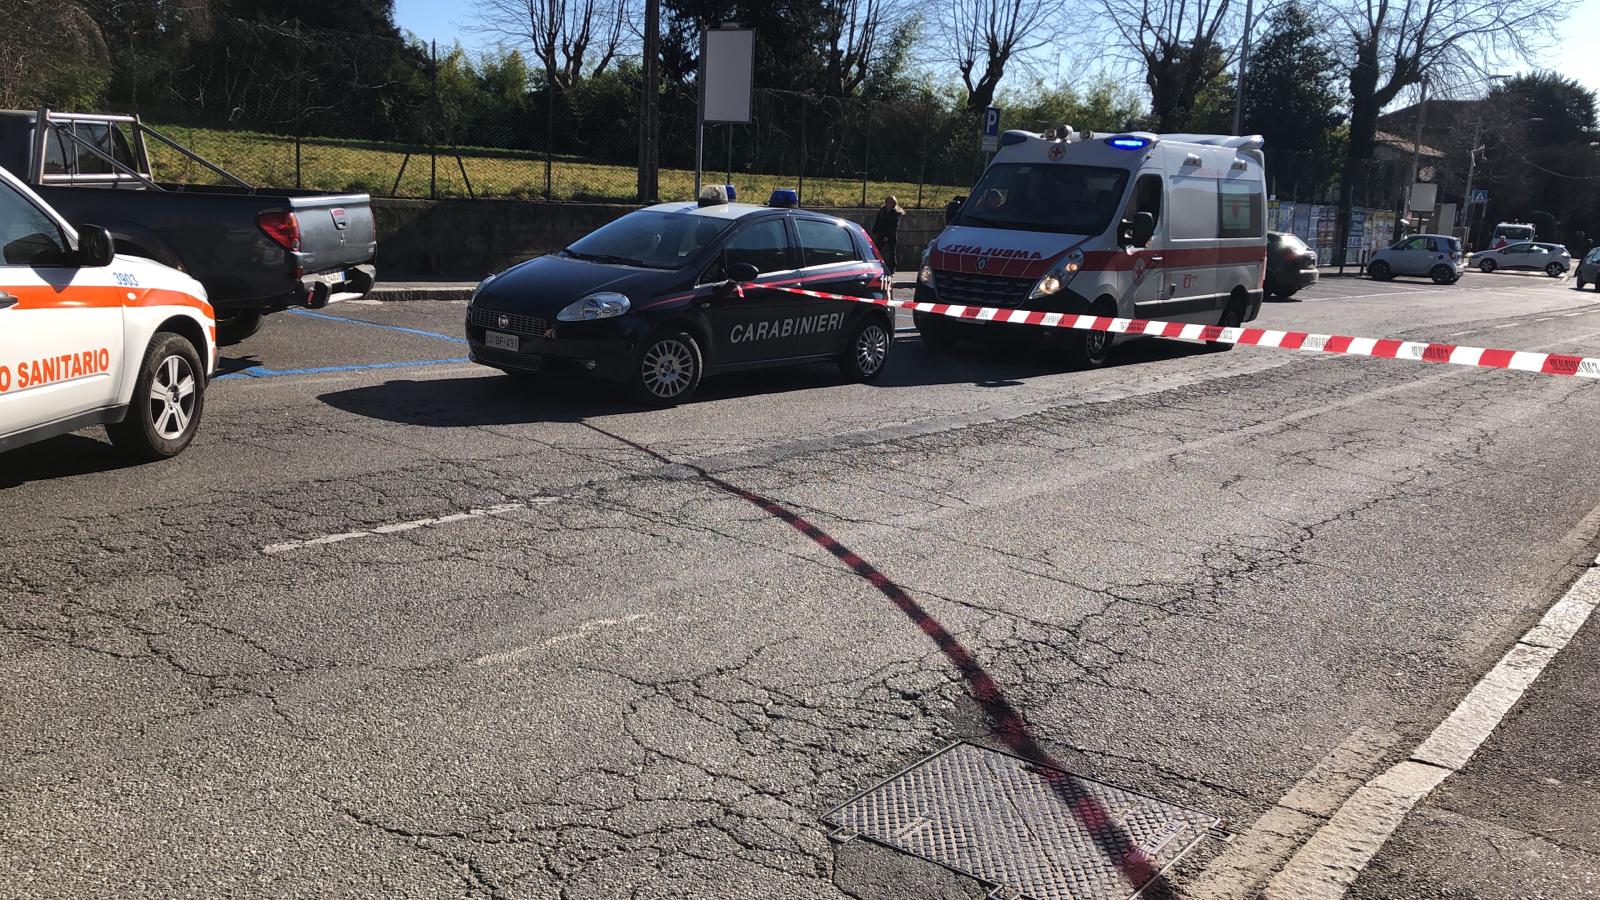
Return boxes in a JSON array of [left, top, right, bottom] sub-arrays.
[[289, 194, 377, 274]]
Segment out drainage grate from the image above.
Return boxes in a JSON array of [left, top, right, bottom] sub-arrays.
[[823, 742, 1219, 900]]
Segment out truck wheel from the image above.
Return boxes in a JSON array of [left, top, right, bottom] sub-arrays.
[[1064, 299, 1115, 369], [628, 329, 702, 406], [106, 332, 206, 461], [838, 316, 892, 383], [216, 310, 265, 345]]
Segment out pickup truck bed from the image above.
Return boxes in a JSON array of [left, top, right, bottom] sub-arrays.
[[0, 110, 378, 343]]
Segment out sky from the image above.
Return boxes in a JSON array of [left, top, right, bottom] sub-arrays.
[[394, 0, 1600, 101]]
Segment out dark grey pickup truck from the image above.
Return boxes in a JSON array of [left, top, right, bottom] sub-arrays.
[[0, 110, 377, 343]]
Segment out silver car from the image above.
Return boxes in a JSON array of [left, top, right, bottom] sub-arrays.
[[1367, 233, 1465, 284], [1473, 241, 1571, 277]]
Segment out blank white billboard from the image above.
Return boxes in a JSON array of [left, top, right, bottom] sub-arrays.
[[703, 29, 754, 123]]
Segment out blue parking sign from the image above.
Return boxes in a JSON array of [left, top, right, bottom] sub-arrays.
[[981, 107, 1001, 152]]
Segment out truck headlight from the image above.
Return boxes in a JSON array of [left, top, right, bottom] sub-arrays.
[[1030, 249, 1084, 299], [557, 292, 631, 322]]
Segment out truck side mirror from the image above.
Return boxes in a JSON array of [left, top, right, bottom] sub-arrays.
[[75, 224, 116, 268]]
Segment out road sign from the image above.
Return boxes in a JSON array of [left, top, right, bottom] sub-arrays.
[[981, 107, 1001, 153], [1471, 189, 1489, 205]]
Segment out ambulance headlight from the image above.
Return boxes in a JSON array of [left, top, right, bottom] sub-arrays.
[[1030, 249, 1084, 299], [918, 247, 934, 286], [557, 292, 631, 321]]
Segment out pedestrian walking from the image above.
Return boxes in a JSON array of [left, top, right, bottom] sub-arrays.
[[871, 195, 905, 275]]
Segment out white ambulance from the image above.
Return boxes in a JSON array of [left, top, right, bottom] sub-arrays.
[[914, 128, 1268, 367], [0, 166, 214, 460]]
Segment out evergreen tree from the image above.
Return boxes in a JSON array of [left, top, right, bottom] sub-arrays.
[[1241, 2, 1345, 198]]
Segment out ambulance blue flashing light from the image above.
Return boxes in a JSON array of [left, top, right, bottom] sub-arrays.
[[1109, 135, 1150, 151]]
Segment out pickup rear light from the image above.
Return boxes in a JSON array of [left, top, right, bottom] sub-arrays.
[[258, 210, 301, 252]]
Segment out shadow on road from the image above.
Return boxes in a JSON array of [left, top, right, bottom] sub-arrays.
[[0, 433, 143, 487], [317, 335, 1212, 428]]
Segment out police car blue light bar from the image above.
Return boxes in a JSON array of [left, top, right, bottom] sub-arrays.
[[1108, 135, 1150, 150]]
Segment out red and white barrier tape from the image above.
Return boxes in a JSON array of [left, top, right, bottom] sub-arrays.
[[775, 286, 1600, 380]]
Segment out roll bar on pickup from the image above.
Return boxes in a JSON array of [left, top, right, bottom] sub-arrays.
[[30, 108, 255, 192]]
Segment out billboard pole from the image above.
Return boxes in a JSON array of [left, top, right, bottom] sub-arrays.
[[695, 29, 707, 196]]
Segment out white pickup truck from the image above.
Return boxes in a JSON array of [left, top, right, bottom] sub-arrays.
[[0, 166, 215, 460]]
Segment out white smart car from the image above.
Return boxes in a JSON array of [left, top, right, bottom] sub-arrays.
[[0, 167, 215, 460], [1366, 233, 1465, 284]]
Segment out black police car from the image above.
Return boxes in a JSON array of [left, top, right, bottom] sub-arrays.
[[466, 202, 895, 405]]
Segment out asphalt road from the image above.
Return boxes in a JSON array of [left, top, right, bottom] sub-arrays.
[[4, 270, 1599, 899]]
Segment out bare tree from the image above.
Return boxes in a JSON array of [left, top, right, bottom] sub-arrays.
[[1099, 0, 1238, 133], [933, 0, 1055, 116], [1326, 0, 1567, 261], [818, 0, 897, 97], [474, 0, 635, 91]]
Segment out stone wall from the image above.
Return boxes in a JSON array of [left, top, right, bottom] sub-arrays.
[[373, 198, 946, 278]]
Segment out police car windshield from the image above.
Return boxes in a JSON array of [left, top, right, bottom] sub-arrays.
[[565, 211, 731, 270], [955, 163, 1129, 235]]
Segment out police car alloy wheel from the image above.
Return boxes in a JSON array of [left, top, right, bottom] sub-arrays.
[[840, 318, 891, 382], [630, 330, 702, 405], [107, 332, 207, 461]]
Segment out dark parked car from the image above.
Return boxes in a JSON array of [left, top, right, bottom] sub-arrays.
[[1265, 231, 1318, 299], [0, 109, 377, 343], [467, 201, 895, 405]]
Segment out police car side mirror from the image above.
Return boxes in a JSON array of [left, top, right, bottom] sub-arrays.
[[75, 224, 116, 268], [727, 262, 760, 283]]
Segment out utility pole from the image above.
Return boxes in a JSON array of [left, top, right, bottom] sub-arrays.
[[1231, 0, 1255, 136], [636, 0, 660, 202], [1459, 118, 1485, 241]]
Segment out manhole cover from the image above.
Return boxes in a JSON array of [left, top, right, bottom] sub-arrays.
[[823, 742, 1219, 900]]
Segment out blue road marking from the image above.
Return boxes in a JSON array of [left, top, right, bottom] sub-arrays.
[[286, 307, 468, 344], [216, 358, 470, 381]]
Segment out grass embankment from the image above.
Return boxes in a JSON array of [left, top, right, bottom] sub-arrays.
[[144, 124, 961, 207]]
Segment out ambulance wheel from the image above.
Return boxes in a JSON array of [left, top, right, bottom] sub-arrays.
[[915, 313, 955, 352], [1065, 299, 1116, 369], [839, 315, 892, 383], [1368, 260, 1393, 281], [1208, 296, 1246, 352], [107, 332, 206, 461], [216, 310, 264, 345], [1478, 258, 1497, 274], [629, 329, 702, 406]]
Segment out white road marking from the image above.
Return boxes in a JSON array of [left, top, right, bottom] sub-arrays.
[[471, 614, 650, 666], [261, 497, 559, 554], [1259, 554, 1600, 899]]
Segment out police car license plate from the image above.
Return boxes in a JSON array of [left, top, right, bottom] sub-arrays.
[[484, 330, 519, 351]]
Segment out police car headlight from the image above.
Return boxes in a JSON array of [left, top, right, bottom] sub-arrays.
[[557, 292, 631, 322], [471, 272, 497, 304]]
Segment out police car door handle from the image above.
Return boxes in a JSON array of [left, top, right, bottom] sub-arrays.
[[0, 292, 16, 309]]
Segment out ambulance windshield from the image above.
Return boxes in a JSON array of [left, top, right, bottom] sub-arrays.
[[955, 163, 1129, 236]]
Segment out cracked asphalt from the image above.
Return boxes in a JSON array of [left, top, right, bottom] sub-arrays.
[[4, 271, 1600, 898]]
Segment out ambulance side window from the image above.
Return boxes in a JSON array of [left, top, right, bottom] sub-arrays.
[[795, 219, 860, 268], [1130, 173, 1162, 228], [0, 180, 70, 266]]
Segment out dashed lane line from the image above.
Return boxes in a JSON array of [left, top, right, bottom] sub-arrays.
[[261, 497, 559, 554], [1257, 551, 1600, 899]]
